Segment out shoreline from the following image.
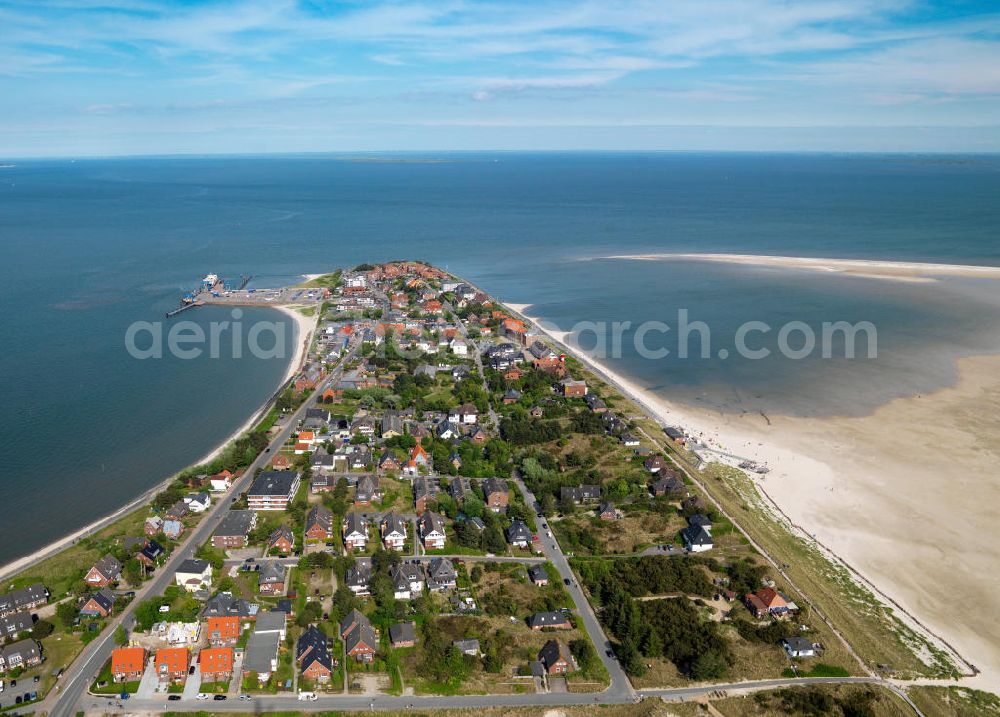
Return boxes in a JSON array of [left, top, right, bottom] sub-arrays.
[[0, 302, 319, 584], [599, 253, 1000, 283], [505, 300, 999, 689]]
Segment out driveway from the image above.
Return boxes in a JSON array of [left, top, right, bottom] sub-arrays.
[[134, 659, 159, 699], [181, 664, 201, 700], [228, 652, 244, 694]]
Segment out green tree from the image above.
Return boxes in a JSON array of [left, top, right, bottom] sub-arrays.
[[114, 625, 128, 646], [123, 558, 144, 587]]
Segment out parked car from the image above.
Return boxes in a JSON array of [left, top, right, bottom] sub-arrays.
[[213, 694, 227, 700], [196, 693, 210, 700], [168, 695, 182, 701]]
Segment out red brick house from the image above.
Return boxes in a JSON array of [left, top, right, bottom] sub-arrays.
[[305, 505, 335, 541], [155, 647, 189, 684], [538, 639, 574, 675], [206, 616, 241, 647], [199, 647, 234, 682], [111, 647, 145, 683], [267, 525, 295, 555]]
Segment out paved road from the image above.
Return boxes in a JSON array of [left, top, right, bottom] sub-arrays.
[[46, 341, 359, 717], [511, 474, 635, 701]]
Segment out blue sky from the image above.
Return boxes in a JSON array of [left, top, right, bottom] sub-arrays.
[[2, 0, 999, 156]]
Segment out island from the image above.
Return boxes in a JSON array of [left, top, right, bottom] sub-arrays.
[[0, 261, 988, 717]]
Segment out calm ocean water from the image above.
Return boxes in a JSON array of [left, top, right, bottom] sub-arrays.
[[1, 152, 999, 564]]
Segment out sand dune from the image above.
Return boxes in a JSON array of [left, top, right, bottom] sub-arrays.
[[602, 253, 1000, 283]]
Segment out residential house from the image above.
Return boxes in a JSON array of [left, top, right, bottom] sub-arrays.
[[598, 502, 618, 521], [202, 592, 257, 620], [355, 474, 382, 506], [165, 500, 190, 521], [560, 379, 588, 397], [681, 523, 714, 553], [199, 647, 234, 682], [110, 647, 145, 683], [206, 616, 241, 647], [339, 608, 367, 639], [448, 476, 472, 503], [418, 510, 447, 550], [453, 638, 480, 656], [144, 516, 164, 537], [380, 513, 407, 551], [137, 539, 165, 568], [528, 611, 572, 630], [380, 412, 403, 439], [390, 563, 425, 600], [644, 455, 667, 474], [344, 614, 378, 663], [297, 625, 334, 682], [154, 647, 189, 684], [153, 621, 201, 646], [305, 505, 334, 542], [425, 558, 457, 591], [79, 588, 115, 618], [413, 476, 440, 514], [664, 426, 687, 446], [162, 519, 183, 539], [744, 588, 791, 619], [447, 403, 479, 425], [257, 561, 286, 596], [389, 621, 416, 648], [585, 394, 607, 413], [652, 474, 685, 497], [538, 639, 574, 674], [342, 513, 369, 552], [311, 450, 337, 475], [0, 611, 33, 644], [782, 636, 816, 658], [267, 525, 295, 555], [0, 585, 48, 619], [243, 632, 280, 683], [175, 559, 213, 592], [212, 510, 257, 549], [528, 564, 549, 586], [377, 451, 401, 474], [0, 639, 41, 673], [559, 484, 601, 504], [506, 519, 533, 548], [345, 559, 372, 597], [208, 470, 233, 492], [247, 471, 301, 511], [254, 611, 287, 640], [480, 477, 509, 512], [85, 555, 122, 588], [405, 444, 431, 476], [502, 388, 522, 405], [184, 492, 211, 513], [270, 454, 293, 470]]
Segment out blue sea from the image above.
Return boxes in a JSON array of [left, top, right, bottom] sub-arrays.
[[2, 152, 1000, 565]]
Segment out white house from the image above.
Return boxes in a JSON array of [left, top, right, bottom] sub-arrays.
[[419, 511, 447, 550], [184, 493, 211, 513], [782, 637, 816, 658], [174, 559, 213, 592], [449, 339, 468, 356], [208, 475, 232, 492]]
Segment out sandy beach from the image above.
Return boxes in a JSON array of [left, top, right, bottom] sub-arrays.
[[507, 300, 1000, 689], [0, 303, 318, 584], [602, 253, 1000, 283]]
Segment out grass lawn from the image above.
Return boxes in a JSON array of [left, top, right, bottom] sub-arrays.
[[908, 686, 1000, 717]]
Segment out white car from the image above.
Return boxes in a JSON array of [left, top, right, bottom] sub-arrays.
[[297, 692, 318, 701], [0, 679, 5, 693], [196, 693, 210, 700]]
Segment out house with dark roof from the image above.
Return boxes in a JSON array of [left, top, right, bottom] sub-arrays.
[[559, 484, 601, 504], [267, 525, 295, 555], [79, 587, 115, 617], [175, 559, 213, 592], [297, 625, 334, 682], [85, 554, 122, 587], [528, 611, 572, 630], [418, 510, 447, 550], [345, 559, 372, 596], [506, 519, 533, 548], [355, 474, 381, 506], [0, 584, 48, 618], [390, 563, 425, 600], [0, 611, 33, 644], [538, 639, 574, 674], [652, 474, 685, 497], [342, 512, 368, 551], [413, 476, 440, 514], [0, 639, 41, 672], [247, 471, 301, 511], [345, 617, 378, 662], [480, 477, 509, 512], [448, 476, 472, 503], [305, 505, 334, 541], [202, 592, 257, 620], [782, 636, 816, 658], [681, 524, 714, 553], [389, 621, 416, 648], [258, 561, 286, 596], [425, 558, 457, 591], [453, 638, 480, 656], [528, 564, 549, 586], [380, 512, 407, 551]]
